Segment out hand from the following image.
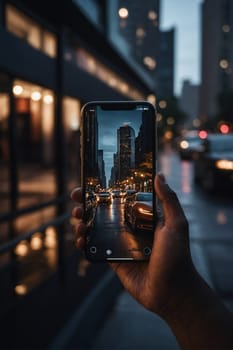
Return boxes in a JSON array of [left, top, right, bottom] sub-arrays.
[[72, 174, 233, 350], [71, 173, 197, 319]]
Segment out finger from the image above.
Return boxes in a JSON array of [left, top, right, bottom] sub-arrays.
[[72, 205, 84, 219], [74, 222, 87, 249], [75, 235, 86, 250], [71, 187, 82, 203], [156, 201, 163, 221], [154, 173, 188, 231]]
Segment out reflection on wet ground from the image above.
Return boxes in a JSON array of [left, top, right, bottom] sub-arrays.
[[0, 214, 76, 300], [158, 148, 233, 311], [86, 199, 153, 261]]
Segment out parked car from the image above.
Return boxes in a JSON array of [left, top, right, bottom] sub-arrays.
[[193, 133, 233, 191], [122, 189, 137, 202], [86, 191, 97, 208], [85, 191, 97, 227], [124, 192, 153, 231], [177, 131, 203, 160], [97, 191, 112, 205]]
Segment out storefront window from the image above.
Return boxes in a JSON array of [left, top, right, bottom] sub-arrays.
[[6, 5, 57, 58], [12, 79, 56, 233], [0, 78, 71, 286], [0, 73, 11, 244], [43, 29, 57, 58], [0, 73, 10, 213]]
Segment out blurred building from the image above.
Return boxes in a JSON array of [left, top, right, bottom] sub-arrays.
[[199, 0, 233, 121], [117, 125, 135, 181], [98, 150, 106, 188], [0, 0, 158, 240], [135, 110, 154, 167], [117, 0, 175, 99], [157, 28, 175, 99], [74, 0, 156, 92], [118, 0, 160, 73], [179, 80, 199, 128], [0, 1, 164, 347], [109, 153, 118, 187], [83, 110, 99, 188]]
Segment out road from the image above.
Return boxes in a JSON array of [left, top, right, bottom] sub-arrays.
[[86, 195, 153, 261], [90, 146, 233, 350], [161, 146, 233, 303]]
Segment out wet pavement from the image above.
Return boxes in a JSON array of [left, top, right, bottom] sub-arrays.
[[92, 292, 179, 350]]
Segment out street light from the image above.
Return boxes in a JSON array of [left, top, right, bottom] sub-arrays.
[[118, 8, 128, 19], [159, 100, 167, 109], [219, 59, 229, 69]]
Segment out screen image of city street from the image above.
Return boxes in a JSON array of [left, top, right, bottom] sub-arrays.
[[84, 106, 155, 260]]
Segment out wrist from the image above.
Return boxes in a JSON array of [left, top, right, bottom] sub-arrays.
[[158, 268, 233, 350], [156, 263, 203, 321]]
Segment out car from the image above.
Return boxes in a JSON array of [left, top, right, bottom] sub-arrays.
[[122, 189, 137, 202], [111, 189, 121, 198], [124, 192, 153, 231], [97, 191, 112, 205], [177, 131, 203, 160], [193, 133, 233, 192], [85, 191, 97, 227], [86, 191, 97, 208]]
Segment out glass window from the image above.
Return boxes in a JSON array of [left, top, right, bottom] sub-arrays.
[[0, 73, 11, 245], [0, 73, 10, 213], [63, 97, 81, 190], [75, 48, 144, 100], [43, 29, 57, 58], [6, 5, 57, 58], [12, 79, 56, 233], [73, 0, 102, 30], [0, 78, 72, 290]]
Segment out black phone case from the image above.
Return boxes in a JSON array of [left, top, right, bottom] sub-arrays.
[[81, 101, 157, 262]]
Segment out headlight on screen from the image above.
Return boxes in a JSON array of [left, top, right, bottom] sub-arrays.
[[215, 160, 233, 170], [138, 207, 153, 215], [180, 140, 189, 149]]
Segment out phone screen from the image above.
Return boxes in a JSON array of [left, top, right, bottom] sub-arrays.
[[81, 101, 157, 261]]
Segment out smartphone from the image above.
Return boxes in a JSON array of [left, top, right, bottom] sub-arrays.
[[81, 101, 157, 261]]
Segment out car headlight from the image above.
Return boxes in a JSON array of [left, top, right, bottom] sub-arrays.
[[180, 140, 189, 149], [215, 160, 233, 170], [138, 207, 153, 215]]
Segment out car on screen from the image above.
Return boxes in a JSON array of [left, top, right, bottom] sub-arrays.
[[97, 191, 112, 205], [124, 192, 153, 231], [193, 133, 233, 192], [122, 189, 137, 202], [111, 189, 121, 198], [85, 191, 97, 227]]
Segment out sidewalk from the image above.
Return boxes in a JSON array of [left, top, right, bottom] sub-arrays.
[[91, 291, 179, 350]]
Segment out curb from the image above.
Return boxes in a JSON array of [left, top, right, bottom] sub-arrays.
[[49, 270, 123, 350]]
